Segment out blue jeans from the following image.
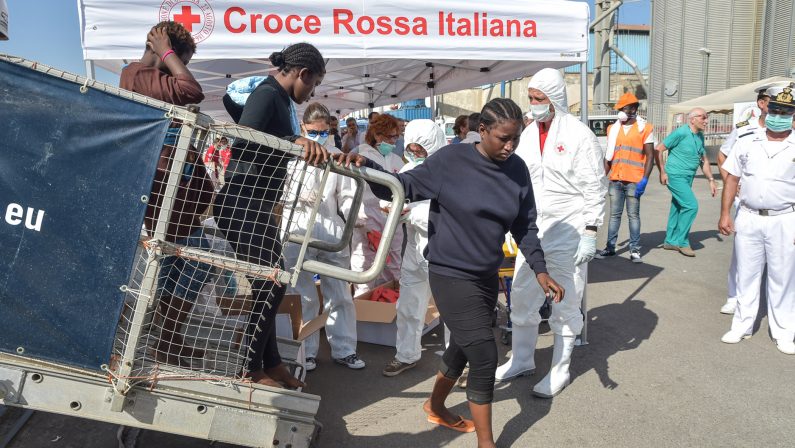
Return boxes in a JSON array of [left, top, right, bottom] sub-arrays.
[[606, 180, 641, 252]]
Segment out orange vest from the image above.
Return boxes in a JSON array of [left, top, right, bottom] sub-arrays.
[[608, 121, 653, 183]]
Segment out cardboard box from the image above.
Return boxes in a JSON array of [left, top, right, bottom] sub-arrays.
[[353, 280, 441, 347], [276, 294, 328, 342]]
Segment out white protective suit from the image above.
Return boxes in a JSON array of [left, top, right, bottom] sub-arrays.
[[496, 68, 607, 397], [350, 143, 405, 295], [393, 120, 447, 364], [283, 143, 359, 360]]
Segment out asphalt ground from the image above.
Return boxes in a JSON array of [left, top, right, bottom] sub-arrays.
[[3, 170, 794, 447]]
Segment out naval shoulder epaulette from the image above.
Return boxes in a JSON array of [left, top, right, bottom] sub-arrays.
[[738, 131, 756, 139], [735, 120, 749, 128]]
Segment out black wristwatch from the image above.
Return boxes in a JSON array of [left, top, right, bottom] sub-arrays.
[[585, 225, 598, 232]]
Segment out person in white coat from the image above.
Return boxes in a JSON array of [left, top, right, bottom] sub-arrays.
[[381, 119, 447, 376], [495, 68, 607, 398], [283, 103, 365, 370], [349, 114, 405, 295]]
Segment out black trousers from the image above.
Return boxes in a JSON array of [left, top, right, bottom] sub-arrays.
[[429, 270, 499, 404], [213, 180, 285, 372]]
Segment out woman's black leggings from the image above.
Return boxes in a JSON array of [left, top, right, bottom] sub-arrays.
[[429, 271, 499, 404], [213, 179, 286, 372]]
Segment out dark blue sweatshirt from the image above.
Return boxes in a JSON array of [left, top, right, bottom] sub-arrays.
[[364, 143, 547, 280]]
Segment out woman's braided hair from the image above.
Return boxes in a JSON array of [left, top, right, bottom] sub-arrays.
[[269, 43, 326, 76], [479, 98, 524, 130]]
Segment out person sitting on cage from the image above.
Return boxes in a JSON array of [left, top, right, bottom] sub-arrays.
[[119, 21, 214, 367]]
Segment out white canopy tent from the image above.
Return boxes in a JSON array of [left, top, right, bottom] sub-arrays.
[[78, 0, 589, 120], [667, 76, 792, 126]]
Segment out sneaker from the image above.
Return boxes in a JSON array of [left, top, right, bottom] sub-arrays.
[[721, 330, 751, 344], [382, 358, 417, 377], [775, 339, 795, 355], [305, 357, 317, 372], [334, 353, 366, 370], [594, 248, 616, 259], [662, 243, 678, 251], [629, 250, 642, 263], [720, 298, 737, 315]]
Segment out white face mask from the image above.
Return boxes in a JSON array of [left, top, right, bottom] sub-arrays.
[[617, 111, 629, 122], [530, 103, 552, 122]]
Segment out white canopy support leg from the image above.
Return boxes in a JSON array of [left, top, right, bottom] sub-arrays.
[[580, 62, 588, 125], [85, 59, 95, 80]]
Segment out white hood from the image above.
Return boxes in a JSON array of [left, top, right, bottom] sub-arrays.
[[528, 68, 569, 115], [404, 119, 446, 157]]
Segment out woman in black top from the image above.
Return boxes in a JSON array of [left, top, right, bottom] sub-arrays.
[[336, 98, 565, 447], [213, 43, 328, 389]]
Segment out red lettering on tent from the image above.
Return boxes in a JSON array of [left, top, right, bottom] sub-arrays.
[[285, 15, 302, 33], [357, 15, 375, 34], [264, 14, 283, 33], [305, 15, 321, 34], [225, 7, 246, 33], [334, 9, 354, 34]]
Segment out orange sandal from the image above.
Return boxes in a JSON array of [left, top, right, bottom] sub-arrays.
[[426, 414, 476, 433]]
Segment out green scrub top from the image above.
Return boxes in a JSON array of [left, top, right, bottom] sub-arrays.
[[663, 125, 705, 176]]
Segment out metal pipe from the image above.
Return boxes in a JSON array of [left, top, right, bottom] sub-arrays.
[[590, 0, 623, 30], [609, 44, 650, 97], [580, 62, 589, 124], [84, 60, 95, 79]]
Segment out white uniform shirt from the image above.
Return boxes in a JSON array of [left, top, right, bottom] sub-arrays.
[[354, 143, 405, 226], [723, 131, 795, 211], [720, 118, 765, 157]]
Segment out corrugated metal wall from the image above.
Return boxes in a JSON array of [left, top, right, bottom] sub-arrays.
[[758, 0, 795, 78], [564, 31, 650, 74], [648, 0, 760, 138]]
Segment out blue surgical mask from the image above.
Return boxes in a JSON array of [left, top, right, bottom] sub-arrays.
[[765, 113, 794, 132], [530, 103, 552, 122], [377, 142, 395, 156], [306, 133, 328, 146]]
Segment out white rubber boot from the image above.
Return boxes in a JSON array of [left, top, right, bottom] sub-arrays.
[[495, 325, 538, 382], [532, 333, 576, 398]]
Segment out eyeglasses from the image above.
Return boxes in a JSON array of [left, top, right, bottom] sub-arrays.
[[768, 105, 795, 115], [306, 130, 329, 138], [694, 114, 708, 119]]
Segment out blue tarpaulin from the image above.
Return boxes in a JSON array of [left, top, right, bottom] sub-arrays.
[[0, 59, 169, 371]]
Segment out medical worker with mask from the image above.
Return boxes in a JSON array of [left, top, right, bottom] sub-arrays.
[[283, 103, 365, 370], [349, 114, 405, 295], [496, 68, 607, 398], [382, 119, 447, 376]]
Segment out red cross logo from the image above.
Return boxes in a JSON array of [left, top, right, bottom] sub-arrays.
[[557, 144, 565, 153], [173, 6, 201, 32], [159, 1, 215, 43]]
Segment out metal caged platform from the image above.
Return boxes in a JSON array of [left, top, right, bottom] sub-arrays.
[[0, 55, 404, 447]]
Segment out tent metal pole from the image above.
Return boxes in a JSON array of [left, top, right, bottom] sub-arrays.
[[580, 62, 588, 124], [85, 59, 95, 80]]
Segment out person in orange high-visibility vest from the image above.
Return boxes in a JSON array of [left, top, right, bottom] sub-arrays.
[[595, 93, 656, 263]]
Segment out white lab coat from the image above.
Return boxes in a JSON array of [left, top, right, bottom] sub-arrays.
[[350, 143, 405, 295], [511, 110, 607, 336], [282, 145, 358, 359]]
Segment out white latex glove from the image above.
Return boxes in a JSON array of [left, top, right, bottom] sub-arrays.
[[573, 230, 597, 266]]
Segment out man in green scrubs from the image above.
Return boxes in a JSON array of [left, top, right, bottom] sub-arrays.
[[654, 108, 717, 256]]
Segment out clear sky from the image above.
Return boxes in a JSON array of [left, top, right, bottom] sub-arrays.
[[0, 0, 650, 85]]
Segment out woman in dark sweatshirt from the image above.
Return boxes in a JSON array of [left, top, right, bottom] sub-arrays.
[[335, 98, 564, 448]]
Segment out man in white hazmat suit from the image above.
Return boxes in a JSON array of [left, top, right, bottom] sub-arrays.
[[496, 68, 607, 398], [283, 103, 364, 371], [381, 119, 447, 376]]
